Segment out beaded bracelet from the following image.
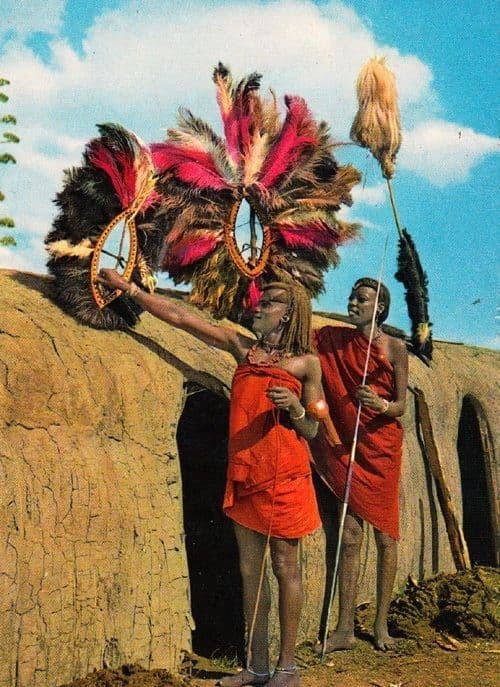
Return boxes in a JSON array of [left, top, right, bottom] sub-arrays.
[[289, 406, 306, 421]]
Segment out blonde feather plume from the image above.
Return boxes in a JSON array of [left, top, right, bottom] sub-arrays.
[[350, 57, 401, 179]]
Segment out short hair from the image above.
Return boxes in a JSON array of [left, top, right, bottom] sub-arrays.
[[262, 281, 313, 355], [353, 277, 391, 324]]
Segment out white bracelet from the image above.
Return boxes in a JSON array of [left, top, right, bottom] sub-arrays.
[[126, 282, 141, 298], [380, 398, 390, 414], [289, 406, 306, 421]]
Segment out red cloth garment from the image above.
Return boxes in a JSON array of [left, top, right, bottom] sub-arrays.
[[223, 362, 321, 539], [311, 326, 403, 540]]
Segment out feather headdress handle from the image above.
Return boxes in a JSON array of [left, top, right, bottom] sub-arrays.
[[153, 63, 362, 320], [350, 57, 432, 362]]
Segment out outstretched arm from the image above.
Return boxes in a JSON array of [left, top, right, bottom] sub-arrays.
[[96, 268, 252, 361]]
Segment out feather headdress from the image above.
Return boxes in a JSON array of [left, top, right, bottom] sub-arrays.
[[152, 63, 361, 319], [45, 123, 164, 328], [350, 57, 432, 361]]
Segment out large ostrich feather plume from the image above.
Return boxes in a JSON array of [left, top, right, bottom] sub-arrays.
[[152, 63, 361, 319], [45, 123, 164, 329]]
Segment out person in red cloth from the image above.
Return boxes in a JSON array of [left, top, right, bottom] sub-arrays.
[[312, 277, 408, 653], [97, 268, 323, 687]]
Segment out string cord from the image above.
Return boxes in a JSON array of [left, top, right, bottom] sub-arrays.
[[246, 396, 282, 671], [320, 232, 389, 661]]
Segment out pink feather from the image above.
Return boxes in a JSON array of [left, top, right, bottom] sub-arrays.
[[151, 143, 230, 190], [163, 234, 219, 270], [141, 189, 163, 211], [259, 96, 317, 189], [243, 278, 263, 311], [88, 142, 136, 208], [221, 112, 241, 164], [274, 221, 339, 248], [214, 76, 240, 162], [217, 80, 257, 163]]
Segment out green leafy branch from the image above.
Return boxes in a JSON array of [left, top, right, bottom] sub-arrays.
[[0, 77, 18, 246]]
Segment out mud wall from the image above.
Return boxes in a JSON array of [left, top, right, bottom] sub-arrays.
[[0, 270, 232, 687]]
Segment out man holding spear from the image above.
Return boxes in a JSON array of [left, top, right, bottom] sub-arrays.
[[313, 55, 429, 655], [312, 277, 408, 653]]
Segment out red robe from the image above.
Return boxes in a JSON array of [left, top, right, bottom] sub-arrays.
[[311, 326, 403, 540], [223, 362, 321, 539]]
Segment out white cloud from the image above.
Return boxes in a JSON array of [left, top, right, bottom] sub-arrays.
[[351, 182, 387, 207], [2, 0, 64, 40], [0, 242, 42, 272], [400, 120, 500, 186], [0, 0, 497, 275]]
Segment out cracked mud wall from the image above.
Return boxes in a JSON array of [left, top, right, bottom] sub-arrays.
[[0, 270, 234, 687]]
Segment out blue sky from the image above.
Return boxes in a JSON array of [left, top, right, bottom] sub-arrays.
[[1, 0, 498, 348]]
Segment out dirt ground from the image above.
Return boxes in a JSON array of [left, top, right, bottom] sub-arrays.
[[59, 637, 500, 687], [191, 637, 500, 687], [61, 568, 499, 687]]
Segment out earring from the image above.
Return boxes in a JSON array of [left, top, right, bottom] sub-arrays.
[[281, 314, 290, 323]]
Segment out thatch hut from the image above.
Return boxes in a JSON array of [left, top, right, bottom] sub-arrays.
[[0, 269, 497, 687]]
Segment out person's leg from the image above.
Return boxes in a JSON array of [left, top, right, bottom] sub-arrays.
[[217, 523, 270, 687], [373, 529, 398, 650], [265, 536, 301, 687], [322, 508, 363, 652]]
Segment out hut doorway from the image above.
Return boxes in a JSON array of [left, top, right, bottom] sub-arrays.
[[456, 395, 497, 566], [177, 384, 245, 660]]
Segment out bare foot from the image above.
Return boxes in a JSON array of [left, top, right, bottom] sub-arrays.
[[216, 668, 269, 686], [373, 627, 398, 651], [314, 631, 356, 654], [266, 667, 300, 687]]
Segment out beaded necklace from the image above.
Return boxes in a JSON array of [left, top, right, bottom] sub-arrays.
[[247, 342, 287, 366]]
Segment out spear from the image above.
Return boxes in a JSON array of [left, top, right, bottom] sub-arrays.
[[350, 57, 432, 362]]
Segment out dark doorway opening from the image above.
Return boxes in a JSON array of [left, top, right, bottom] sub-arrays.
[[457, 395, 497, 566], [177, 384, 245, 660]]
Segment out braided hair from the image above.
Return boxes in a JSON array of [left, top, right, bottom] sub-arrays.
[[262, 281, 313, 355]]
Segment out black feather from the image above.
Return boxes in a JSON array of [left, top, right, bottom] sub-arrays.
[[45, 124, 165, 329], [394, 227, 433, 362]]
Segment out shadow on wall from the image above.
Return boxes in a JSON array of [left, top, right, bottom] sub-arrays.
[[457, 395, 497, 567], [177, 384, 245, 661]]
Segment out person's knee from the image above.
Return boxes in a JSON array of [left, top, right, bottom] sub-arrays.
[[375, 530, 397, 551], [270, 551, 300, 583], [238, 547, 265, 581], [341, 521, 363, 549]]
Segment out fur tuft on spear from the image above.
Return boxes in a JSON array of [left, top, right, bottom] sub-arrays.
[[350, 57, 433, 362]]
